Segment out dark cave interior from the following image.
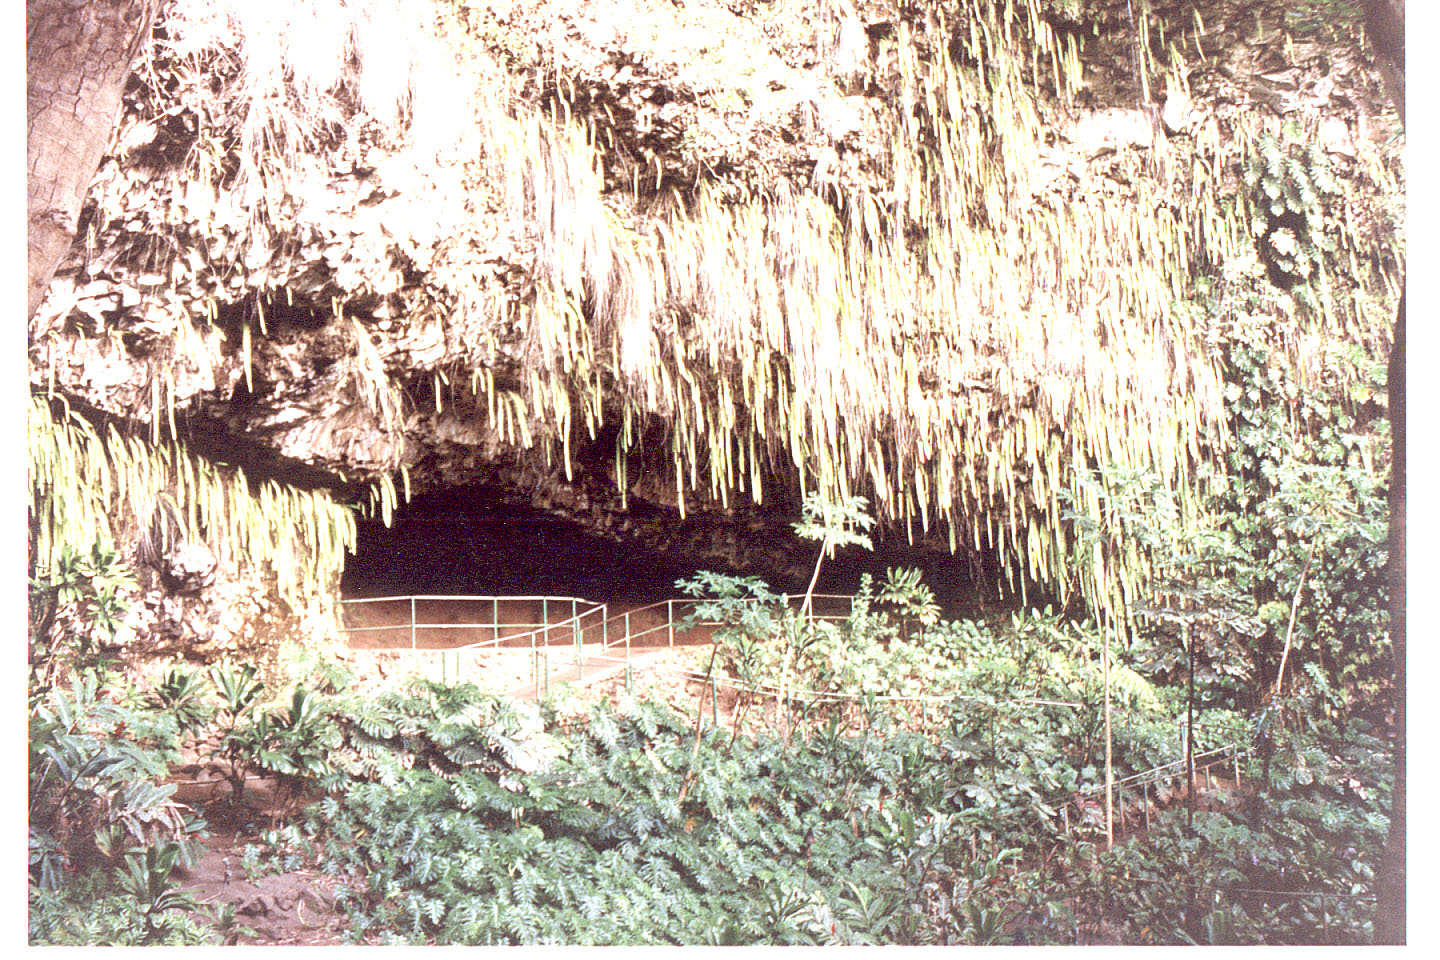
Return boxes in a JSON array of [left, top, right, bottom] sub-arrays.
[[340, 481, 1036, 618]]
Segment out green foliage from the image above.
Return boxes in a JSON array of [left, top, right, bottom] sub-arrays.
[[791, 493, 875, 560], [1072, 714, 1389, 944], [1235, 120, 1396, 329], [28, 541, 137, 696], [208, 662, 267, 803], [252, 686, 343, 815], [1216, 334, 1389, 703], [1279, 0, 1365, 40], [337, 678, 558, 786], [149, 664, 215, 748], [272, 655, 1221, 946], [115, 842, 205, 943], [198, 665, 344, 815], [1243, 126, 1342, 290], [260, 689, 1106, 944], [28, 673, 203, 890], [29, 870, 213, 946], [1063, 315, 1389, 715]]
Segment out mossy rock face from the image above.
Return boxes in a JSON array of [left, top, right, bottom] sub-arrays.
[[28, 0, 1402, 639]]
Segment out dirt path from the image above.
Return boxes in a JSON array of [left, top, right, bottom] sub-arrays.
[[168, 776, 349, 945]]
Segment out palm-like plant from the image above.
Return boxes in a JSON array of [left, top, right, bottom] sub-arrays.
[[115, 842, 202, 944]]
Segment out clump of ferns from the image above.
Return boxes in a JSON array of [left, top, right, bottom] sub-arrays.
[[1241, 126, 1344, 302]]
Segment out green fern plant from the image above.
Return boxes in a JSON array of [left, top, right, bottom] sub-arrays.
[[1241, 126, 1344, 293]]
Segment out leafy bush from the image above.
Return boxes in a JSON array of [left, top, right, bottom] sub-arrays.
[[28, 673, 204, 889], [28, 541, 136, 697], [29, 869, 213, 946], [260, 677, 1204, 945]]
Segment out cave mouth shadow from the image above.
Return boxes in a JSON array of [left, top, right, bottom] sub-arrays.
[[339, 502, 1035, 627], [340, 510, 703, 604]]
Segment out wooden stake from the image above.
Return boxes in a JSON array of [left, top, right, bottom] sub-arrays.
[[1104, 621, 1114, 848]]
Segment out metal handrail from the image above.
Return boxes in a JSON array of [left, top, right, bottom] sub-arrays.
[[342, 594, 607, 605]]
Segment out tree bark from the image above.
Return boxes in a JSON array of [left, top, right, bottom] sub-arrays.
[[1374, 293, 1404, 944], [27, 0, 161, 320], [1362, 0, 1404, 945]]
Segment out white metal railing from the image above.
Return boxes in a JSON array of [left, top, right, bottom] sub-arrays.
[[339, 593, 856, 698]]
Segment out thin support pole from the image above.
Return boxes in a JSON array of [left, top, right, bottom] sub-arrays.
[[493, 597, 499, 646], [410, 597, 417, 650], [625, 612, 631, 670], [1186, 621, 1196, 830], [544, 647, 550, 700], [575, 602, 582, 684], [532, 628, 539, 700], [542, 598, 549, 649], [668, 601, 674, 647], [1234, 748, 1241, 790], [1103, 622, 1114, 849]]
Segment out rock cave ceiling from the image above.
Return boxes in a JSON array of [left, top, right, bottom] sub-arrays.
[[29, 0, 1402, 644]]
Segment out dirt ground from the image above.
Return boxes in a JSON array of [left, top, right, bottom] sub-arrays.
[[168, 773, 349, 945]]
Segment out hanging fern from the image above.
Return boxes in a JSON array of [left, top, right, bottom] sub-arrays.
[[28, 396, 355, 609]]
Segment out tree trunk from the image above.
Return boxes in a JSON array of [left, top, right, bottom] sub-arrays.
[[27, 0, 161, 320], [1363, 0, 1405, 945], [1374, 291, 1405, 944]]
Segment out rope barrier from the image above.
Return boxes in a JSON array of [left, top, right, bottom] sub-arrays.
[[1162, 880, 1376, 903]]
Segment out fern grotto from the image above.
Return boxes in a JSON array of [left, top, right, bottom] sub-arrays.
[[26, 0, 1405, 945]]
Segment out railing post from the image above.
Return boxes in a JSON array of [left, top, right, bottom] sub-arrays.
[[625, 612, 631, 666], [410, 596, 417, 650], [668, 601, 674, 647], [493, 597, 499, 646], [532, 628, 539, 700], [542, 598, 549, 649]]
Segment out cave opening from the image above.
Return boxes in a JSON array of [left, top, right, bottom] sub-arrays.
[[341, 487, 704, 603], [339, 481, 1040, 622]]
